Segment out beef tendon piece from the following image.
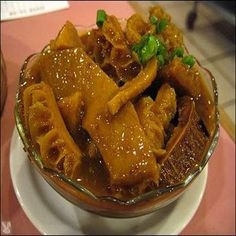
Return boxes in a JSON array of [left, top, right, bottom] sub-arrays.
[[57, 91, 84, 136], [40, 47, 159, 187], [151, 83, 177, 131], [135, 96, 166, 160], [160, 96, 209, 186], [160, 57, 215, 136], [23, 82, 83, 179], [107, 57, 158, 115]]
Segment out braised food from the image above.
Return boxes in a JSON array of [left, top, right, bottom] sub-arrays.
[[18, 6, 216, 200]]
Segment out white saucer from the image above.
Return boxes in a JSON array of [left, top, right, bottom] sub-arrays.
[[10, 128, 208, 235]]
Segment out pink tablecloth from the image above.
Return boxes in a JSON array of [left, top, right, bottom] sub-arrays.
[[1, 1, 235, 235]]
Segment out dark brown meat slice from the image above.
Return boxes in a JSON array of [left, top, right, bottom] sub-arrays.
[[160, 96, 209, 186]]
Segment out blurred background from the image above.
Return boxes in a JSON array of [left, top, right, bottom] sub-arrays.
[[130, 1, 235, 140]]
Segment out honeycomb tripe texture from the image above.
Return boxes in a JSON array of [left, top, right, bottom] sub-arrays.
[[23, 82, 83, 179]]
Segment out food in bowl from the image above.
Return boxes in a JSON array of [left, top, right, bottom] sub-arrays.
[[15, 6, 219, 216]]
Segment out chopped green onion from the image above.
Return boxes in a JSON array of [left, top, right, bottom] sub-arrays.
[[157, 54, 165, 66], [132, 35, 149, 58], [132, 34, 169, 65], [132, 44, 141, 54], [172, 47, 184, 58], [140, 35, 158, 63], [132, 34, 158, 64], [157, 18, 168, 33], [150, 15, 158, 25], [96, 9, 107, 27], [182, 55, 195, 67], [139, 34, 150, 48], [155, 38, 168, 61], [156, 39, 166, 55]]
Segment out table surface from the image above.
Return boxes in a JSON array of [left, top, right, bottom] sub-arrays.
[[1, 1, 235, 235]]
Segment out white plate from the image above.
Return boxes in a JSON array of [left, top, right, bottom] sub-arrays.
[[10, 128, 208, 235]]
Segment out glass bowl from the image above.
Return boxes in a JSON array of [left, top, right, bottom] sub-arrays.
[[14, 22, 219, 218]]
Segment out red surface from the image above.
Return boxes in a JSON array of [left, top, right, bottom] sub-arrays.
[[1, 1, 235, 235]]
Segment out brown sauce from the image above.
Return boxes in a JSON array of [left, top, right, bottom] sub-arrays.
[[18, 8, 217, 200]]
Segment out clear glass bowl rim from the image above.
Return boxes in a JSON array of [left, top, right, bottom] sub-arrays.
[[14, 20, 220, 206]]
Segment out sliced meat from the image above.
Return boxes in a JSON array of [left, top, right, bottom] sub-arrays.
[[107, 57, 158, 115]]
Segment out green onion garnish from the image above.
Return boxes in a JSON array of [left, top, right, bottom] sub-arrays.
[[132, 34, 168, 65], [150, 15, 158, 25], [139, 35, 158, 64], [132, 35, 158, 64], [182, 55, 195, 67], [96, 9, 107, 27], [132, 44, 140, 54], [157, 18, 168, 33], [172, 47, 184, 58], [157, 54, 165, 66], [156, 39, 166, 55]]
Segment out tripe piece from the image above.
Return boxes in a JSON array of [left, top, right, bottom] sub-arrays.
[[126, 13, 154, 45], [135, 83, 176, 162], [50, 21, 83, 50], [40, 47, 159, 186], [107, 57, 158, 115], [135, 96, 166, 161], [160, 57, 215, 135], [149, 6, 183, 50], [57, 91, 84, 136], [102, 15, 127, 48], [151, 83, 177, 131], [23, 82, 82, 179], [160, 97, 209, 185]]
